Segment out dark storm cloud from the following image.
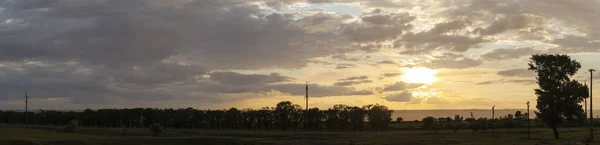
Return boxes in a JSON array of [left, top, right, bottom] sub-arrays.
[[0, 61, 208, 103], [0, 0, 355, 70], [0, 0, 376, 106]]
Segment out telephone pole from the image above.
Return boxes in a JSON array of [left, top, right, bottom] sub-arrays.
[[25, 92, 28, 125], [591, 69, 596, 141], [527, 101, 530, 139], [305, 82, 309, 110], [492, 106, 495, 137]]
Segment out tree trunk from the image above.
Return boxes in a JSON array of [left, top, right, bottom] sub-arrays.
[[551, 125, 559, 139]]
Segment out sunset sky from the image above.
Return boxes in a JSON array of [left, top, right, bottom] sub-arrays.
[[1, 0, 599, 110]]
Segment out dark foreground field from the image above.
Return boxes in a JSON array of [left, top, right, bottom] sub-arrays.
[[1, 125, 599, 145]]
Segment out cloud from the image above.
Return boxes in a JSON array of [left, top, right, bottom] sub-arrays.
[[342, 12, 415, 42], [429, 16, 472, 34], [338, 76, 368, 81], [413, 53, 482, 69], [476, 79, 535, 85], [381, 73, 402, 78], [475, 14, 545, 36], [381, 81, 422, 92], [481, 47, 540, 61], [335, 64, 356, 69], [393, 16, 485, 54], [334, 76, 371, 86], [548, 36, 600, 53], [333, 80, 373, 86], [384, 91, 412, 102], [376, 60, 398, 65], [0, 0, 356, 70], [267, 83, 366, 97], [209, 72, 294, 85], [497, 68, 535, 78]]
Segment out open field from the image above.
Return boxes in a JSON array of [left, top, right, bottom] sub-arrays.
[[1, 124, 600, 145]]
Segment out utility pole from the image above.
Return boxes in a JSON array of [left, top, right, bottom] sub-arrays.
[[527, 101, 530, 139], [25, 92, 28, 125], [492, 106, 495, 137], [591, 69, 596, 141], [305, 82, 309, 110]]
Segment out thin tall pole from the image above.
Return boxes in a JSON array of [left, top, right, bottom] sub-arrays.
[[25, 92, 28, 125], [591, 69, 596, 141], [525, 101, 530, 139], [305, 82, 309, 110], [492, 106, 495, 136]]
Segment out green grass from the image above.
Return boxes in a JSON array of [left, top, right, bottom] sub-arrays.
[[1, 124, 599, 145]]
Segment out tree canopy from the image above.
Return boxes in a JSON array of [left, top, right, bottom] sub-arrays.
[[528, 54, 589, 139]]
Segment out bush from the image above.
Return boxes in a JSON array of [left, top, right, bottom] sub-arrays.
[[470, 122, 481, 132], [149, 123, 163, 137], [64, 120, 79, 132]]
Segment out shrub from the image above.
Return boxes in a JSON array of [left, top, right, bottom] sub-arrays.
[[64, 120, 79, 132], [470, 122, 481, 132], [149, 123, 163, 137]]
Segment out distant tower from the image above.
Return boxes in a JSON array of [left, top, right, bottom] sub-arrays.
[[25, 92, 28, 125], [305, 82, 309, 110]]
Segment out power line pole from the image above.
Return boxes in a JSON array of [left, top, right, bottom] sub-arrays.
[[527, 101, 530, 139], [305, 82, 309, 110], [25, 92, 28, 125], [492, 105, 495, 137], [591, 69, 596, 141]]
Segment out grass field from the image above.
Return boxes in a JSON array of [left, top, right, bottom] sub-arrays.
[[1, 124, 599, 145]]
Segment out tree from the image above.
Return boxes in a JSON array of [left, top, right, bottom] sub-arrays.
[[528, 54, 589, 139], [515, 111, 523, 120], [148, 123, 163, 137], [365, 104, 393, 131], [422, 116, 437, 131], [64, 119, 79, 132], [396, 117, 403, 124]]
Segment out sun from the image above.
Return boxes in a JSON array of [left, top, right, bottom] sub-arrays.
[[402, 67, 438, 84]]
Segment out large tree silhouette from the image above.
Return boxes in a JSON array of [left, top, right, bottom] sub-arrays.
[[528, 54, 589, 139]]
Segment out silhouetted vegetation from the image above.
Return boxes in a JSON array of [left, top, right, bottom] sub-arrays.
[[149, 123, 163, 137], [529, 54, 589, 139], [0, 101, 393, 132]]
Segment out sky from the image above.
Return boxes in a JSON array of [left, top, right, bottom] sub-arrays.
[[0, 0, 599, 110]]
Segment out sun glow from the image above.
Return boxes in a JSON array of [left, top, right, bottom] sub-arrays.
[[402, 67, 437, 84]]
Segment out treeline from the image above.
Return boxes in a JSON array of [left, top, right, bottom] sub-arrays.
[[415, 111, 590, 132], [0, 101, 393, 131], [418, 111, 531, 132]]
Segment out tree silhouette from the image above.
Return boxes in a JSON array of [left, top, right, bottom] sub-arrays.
[[528, 54, 589, 139], [365, 104, 393, 131], [148, 122, 163, 137], [396, 117, 403, 124]]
